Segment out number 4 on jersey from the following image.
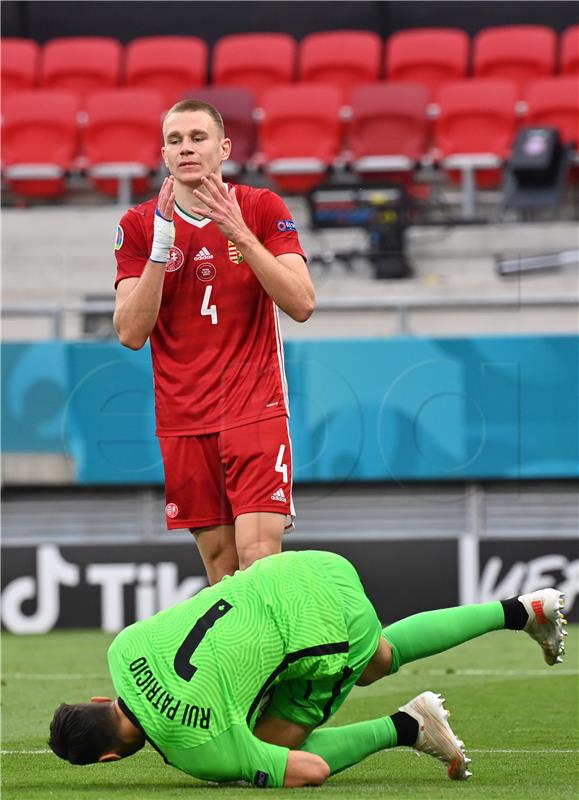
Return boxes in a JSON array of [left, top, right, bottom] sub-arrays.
[[275, 444, 288, 484], [201, 285, 218, 325]]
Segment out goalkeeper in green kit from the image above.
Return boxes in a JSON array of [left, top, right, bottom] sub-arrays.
[[49, 550, 567, 788]]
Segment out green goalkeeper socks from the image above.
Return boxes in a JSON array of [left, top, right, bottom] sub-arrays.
[[300, 716, 398, 775], [383, 601, 505, 674]]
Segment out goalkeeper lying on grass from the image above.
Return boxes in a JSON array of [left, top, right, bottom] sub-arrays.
[[49, 550, 567, 788]]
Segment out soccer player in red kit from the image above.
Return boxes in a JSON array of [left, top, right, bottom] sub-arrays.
[[113, 99, 315, 584]]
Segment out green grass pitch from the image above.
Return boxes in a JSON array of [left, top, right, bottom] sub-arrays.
[[2, 626, 577, 800]]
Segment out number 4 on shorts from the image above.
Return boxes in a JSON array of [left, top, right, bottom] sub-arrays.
[[275, 444, 288, 483]]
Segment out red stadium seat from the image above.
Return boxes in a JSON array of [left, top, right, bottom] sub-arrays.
[[83, 89, 165, 203], [1, 38, 40, 94], [259, 84, 342, 192], [212, 33, 297, 102], [348, 82, 430, 178], [435, 79, 518, 216], [183, 87, 256, 177], [125, 36, 208, 109], [298, 30, 382, 102], [561, 25, 579, 75], [2, 90, 79, 198], [40, 36, 122, 106], [526, 77, 579, 148], [385, 28, 469, 95], [473, 26, 556, 96]]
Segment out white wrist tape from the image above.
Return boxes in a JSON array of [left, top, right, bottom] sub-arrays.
[[150, 209, 175, 264]]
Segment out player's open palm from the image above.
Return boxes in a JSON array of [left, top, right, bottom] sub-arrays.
[[192, 174, 248, 242]]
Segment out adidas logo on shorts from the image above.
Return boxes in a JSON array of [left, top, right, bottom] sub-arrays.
[[271, 488, 286, 502], [194, 247, 213, 260]]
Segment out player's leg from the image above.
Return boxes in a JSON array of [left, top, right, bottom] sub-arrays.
[[323, 550, 567, 682], [221, 417, 294, 570], [298, 690, 470, 782], [257, 553, 473, 783], [191, 525, 238, 584], [259, 692, 469, 784], [234, 512, 284, 569], [382, 589, 567, 675], [159, 434, 237, 584], [254, 713, 313, 749]]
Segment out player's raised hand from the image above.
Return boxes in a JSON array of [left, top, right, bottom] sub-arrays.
[[191, 174, 249, 243], [150, 176, 175, 264]]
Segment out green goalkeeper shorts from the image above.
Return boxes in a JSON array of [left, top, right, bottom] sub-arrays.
[[264, 553, 382, 728]]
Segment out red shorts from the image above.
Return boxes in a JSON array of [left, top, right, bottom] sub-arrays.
[[159, 415, 294, 530]]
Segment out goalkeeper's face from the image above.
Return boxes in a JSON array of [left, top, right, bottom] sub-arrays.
[[162, 110, 231, 187]]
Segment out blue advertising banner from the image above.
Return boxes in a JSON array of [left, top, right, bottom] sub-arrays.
[[2, 335, 577, 483]]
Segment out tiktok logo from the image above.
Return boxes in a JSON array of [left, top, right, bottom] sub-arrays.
[[1, 545, 79, 633], [1, 545, 207, 633]]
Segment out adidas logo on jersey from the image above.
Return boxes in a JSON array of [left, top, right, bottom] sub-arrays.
[[193, 247, 214, 260], [271, 488, 287, 502]]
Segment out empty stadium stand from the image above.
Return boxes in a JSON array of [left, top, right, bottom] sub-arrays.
[[39, 36, 123, 106], [125, 35, 208, 109], [259, 84, 343, 191], [298, 30, 383, 102], [384, 28, 469, 95], [1, 37, 39, 93], [473, 25, 557, 95], [211, 32, 297, 102], [525, 76, 579, 150], [560, 24, 579, 74], [434, 79, 519, 215], [1, 25, 578, 206], [2, 89, 79, 198], [347, 82, 430, 177], [83, 89, 166, 203]]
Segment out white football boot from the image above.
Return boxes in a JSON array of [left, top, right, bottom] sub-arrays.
[[518, 588, 567, 665], [399, 691, 471, 781]]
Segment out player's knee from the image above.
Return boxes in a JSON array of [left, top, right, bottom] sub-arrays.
[[308, 758, 330, 785], [357, 637, 393, 685], [284, 753, 330, 787], [190, 529, 239, 581]]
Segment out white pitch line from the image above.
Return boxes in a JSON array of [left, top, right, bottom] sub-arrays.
[[2, 748, 578, 756], [2, 673, 109, 680], [3, 668, 578, 680], [469, 749, 579, 754], [416, 668, 579, 677]]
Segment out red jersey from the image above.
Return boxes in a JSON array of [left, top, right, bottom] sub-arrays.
[[114, 184, 306, 436]]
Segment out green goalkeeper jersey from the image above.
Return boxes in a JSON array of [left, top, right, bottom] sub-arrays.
[[108, 551, 354, 787]]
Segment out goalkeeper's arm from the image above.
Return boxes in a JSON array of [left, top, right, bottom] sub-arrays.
[[114, 177, 175, 350]]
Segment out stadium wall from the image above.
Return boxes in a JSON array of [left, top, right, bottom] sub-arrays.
[[2, 0, 576, 42], [2, 335, 578, 484], [2, 530, 578, 631]]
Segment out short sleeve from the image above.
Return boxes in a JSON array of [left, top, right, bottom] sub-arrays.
[[172, 726, 289, 788], [114, 208, 150, 289], [256, 190, 306, 261]]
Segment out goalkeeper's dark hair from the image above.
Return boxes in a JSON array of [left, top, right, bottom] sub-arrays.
[[48, 702, 121, 765], [163, 99, 225, 138]]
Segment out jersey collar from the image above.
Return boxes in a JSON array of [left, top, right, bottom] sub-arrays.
[[174, 202, 212, 228], [174, 183, 231, 229]]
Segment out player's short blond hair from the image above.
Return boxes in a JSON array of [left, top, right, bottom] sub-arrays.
[[163, 99, 225, 139]]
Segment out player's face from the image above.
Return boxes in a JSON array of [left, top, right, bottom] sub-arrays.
[[162, 111, 231, 186]]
